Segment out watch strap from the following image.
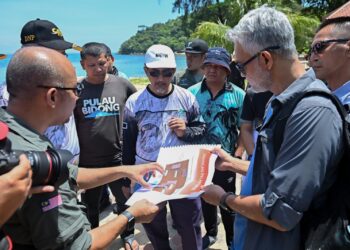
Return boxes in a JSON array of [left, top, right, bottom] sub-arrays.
[[121, 210, 135, 231], [219, 192, 235, 213]]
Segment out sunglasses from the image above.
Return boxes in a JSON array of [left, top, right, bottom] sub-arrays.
[[235, 46, 280, 76], [37, 82, 83, 97], [309, 38, 350, 55], [148, 69, 174, 78]]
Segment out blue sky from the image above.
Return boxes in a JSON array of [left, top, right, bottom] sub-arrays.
[[0, 0, 180, 54]]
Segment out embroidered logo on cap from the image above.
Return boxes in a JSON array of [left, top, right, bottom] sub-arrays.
[[52, 28, 63, 37], [24, 35, 35, 42], [155, 53, 168, 58]]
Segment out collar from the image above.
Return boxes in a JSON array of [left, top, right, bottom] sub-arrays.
[[333, 80, 350, 104], [0, 108, 52, 146], [110, 66, 118, 76], [146, 84, 175, 99], [200, 78, 233, 93], [273, 69, 325, 106]]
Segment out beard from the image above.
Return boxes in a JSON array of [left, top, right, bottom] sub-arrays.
[[153, 87, 168, 95], [152, 82, 171, 95], [246, 65, 272, 93]]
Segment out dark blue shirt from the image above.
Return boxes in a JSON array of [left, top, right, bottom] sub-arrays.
[[240, 70, 343, 250]]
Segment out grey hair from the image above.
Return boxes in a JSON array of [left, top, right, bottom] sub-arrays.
[[6, 47, 64, 98], [227, 6, 297, 58], [326, 21, 350, 38]]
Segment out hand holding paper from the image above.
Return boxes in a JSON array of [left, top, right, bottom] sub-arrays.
[[124, 162, 164, 189], [126, 144, 220, 206]]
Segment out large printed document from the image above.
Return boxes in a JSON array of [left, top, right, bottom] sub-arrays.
[[126, 144, 220, 206]]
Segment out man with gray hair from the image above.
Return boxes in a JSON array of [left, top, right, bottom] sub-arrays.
[[202, 6, 343, 250]]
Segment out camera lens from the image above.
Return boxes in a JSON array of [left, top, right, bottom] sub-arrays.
[[0, 132, 73, 186], [26, 149, 72, 186]]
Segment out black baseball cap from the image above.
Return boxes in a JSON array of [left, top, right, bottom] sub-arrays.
[[20, 19, 81, 51], [185, 39, 208, 54]]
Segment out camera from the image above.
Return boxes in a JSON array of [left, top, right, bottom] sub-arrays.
[[0, 122, 73, 186]]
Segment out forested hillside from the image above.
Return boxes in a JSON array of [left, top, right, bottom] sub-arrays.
[[119, 18, 191, 54], [119, 0, 348, 54]]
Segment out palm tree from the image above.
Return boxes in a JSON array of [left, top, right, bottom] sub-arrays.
[[189, 1, 320, 53], [171, 0, 348, 19]]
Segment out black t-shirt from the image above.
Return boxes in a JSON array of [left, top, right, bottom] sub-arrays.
[[228, 61, 245, 90], [74, 74, 137, 166], [241, 88, 273, 129]]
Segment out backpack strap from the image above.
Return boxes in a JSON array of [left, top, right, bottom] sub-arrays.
[[272, 89, 349, 157], [273, 88, 350, 209]]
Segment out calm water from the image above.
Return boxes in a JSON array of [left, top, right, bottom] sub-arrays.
[[0, 53, 187, 81]]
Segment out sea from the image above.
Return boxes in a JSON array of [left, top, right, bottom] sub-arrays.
[[0, 53, 187, 82]]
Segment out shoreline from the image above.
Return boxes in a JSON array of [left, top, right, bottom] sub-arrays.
[[129, 77, 149, 89]]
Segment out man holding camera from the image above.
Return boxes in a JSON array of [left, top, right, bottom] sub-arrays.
[[0, 46, 162, 249], [0, 54, 55, 228]]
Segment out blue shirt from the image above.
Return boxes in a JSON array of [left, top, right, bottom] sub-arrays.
[[237, 70, 343, 250], [189, 80, 245, 153], [233, 100, 274, 250], [333, 80, 350, 106], [233, 153, 254, 250]]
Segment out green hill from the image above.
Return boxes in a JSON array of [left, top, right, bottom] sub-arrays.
[[118, 3, 229, 54], [119, 0, 348, 54], [119, 18, 192, 54]]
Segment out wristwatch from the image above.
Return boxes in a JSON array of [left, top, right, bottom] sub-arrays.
[[121, 210, 135, 231], [219, 192, 235, 214]]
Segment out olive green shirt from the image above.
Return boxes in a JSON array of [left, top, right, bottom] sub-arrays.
[[0, 108, 92, 250], [172, 69, 204, 89]]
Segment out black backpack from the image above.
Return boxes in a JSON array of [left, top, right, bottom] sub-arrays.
[[272, 89, 350, 250]]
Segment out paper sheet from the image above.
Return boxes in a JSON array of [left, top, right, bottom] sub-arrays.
[[126, 144, 220, 205]]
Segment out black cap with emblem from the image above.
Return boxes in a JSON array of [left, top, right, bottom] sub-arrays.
[[185, 39, 208, 54], [20, 18, 81, 51]]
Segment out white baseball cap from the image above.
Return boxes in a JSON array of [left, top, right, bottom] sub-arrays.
[[145, 44, 176, 68]]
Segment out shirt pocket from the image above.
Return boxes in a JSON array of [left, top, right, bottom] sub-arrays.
[[257, 128, 276, 173]]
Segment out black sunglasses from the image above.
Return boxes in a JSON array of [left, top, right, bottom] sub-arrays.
[[148, 69, 174, 78], [37, 82, 83, 97], [235, 46, 281, 76], [309, 38, 350, 55]]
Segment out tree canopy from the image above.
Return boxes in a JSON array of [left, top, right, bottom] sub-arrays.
[[119, 18, 191, 54], [118, 0, 347, 54]]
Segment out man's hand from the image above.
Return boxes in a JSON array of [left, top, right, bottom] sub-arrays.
[[168, 117, 186, 137], [89, 199, 160, 249], [124, 163, 164, 189], [201, 184, 226, 206], [234, 145, 245, 159], [127, 199, 159, 223], [30, 185, 55, 195], [212, 147, 250, 175], [0, 155, 54, 225], [0, 155, 32, 207], [212, 147, 234, 171]]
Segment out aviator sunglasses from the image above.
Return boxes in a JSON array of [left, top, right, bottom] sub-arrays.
[[148, 69, 174, 78], [309, 38, 350, 55], [37, 82, 84, 97]]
